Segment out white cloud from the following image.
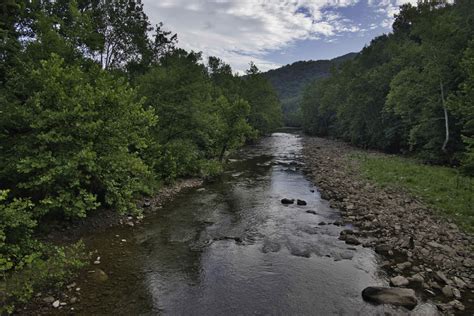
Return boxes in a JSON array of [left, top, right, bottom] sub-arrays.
[[367, 0, 418, 29], [142, 0, 363, 72]]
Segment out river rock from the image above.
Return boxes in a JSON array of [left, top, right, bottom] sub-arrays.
[[396, 261, 412, 270], [409, 273, 424, 284], [390, 275, 409, 287], [375, 244, 392, 255], [441, 285, 454, 298], [301, 226, 319, 235], [262, 240, 281, 253], [452, 287, 461, 299], [289, 246, 311, 258], [296, 199, 307, 205], [453, 276, 467, 289], [52, 300, 60, 308], [434, 271, 449, 284], [344, 236, 361, 246], [306, 210, 317, 215], [281, 198, 294, 204], [410, 303, 440, 316], [43, 296, 55, 304], [90, 269, 108, 282], [362, 286, 417, 309]]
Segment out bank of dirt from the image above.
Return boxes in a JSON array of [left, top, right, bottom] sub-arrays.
[[303, 136, 474, 314]]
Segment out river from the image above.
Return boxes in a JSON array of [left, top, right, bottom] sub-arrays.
[[70, 132, 404, 315]]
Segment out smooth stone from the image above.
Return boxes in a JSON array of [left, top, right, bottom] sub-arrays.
[[281, 198, 294, 204], [390, 275, 409, 287], [409, 303, 440, 316], [43, 296, 55, 304], [441, 285, 454, 298], [52, 300, 60, 308], [362, 286, 417, 309]]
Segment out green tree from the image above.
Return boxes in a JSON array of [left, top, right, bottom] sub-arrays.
[[241, 62, 282, 135], [0, 54, 156, 218]]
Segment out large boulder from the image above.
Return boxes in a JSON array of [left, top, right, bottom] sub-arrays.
[[362, 286, 417, 309]]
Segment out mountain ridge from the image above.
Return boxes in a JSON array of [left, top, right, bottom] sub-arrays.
[[263, 52, 358, 126]]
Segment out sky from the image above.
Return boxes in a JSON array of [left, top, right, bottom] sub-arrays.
[[142, 0, 418, 73]]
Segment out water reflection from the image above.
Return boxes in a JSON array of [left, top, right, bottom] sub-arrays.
[[74, 132, 402, 315]]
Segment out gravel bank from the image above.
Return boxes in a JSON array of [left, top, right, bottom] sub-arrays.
[[303, 136, 473, 314]]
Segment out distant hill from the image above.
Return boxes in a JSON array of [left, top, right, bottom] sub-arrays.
[[263, 52, 357, 126]]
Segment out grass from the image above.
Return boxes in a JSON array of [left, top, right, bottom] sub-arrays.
[[354, 153, 474, 233]]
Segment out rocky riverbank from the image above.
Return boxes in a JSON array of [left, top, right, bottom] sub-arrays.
[[303, 136, 474, 315]]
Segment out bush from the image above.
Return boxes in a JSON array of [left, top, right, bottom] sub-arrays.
[[0, 54, 157, 218], [2, 241, 88, 314]]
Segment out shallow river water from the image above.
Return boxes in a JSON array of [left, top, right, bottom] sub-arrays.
[[71, 132, 405, 315]]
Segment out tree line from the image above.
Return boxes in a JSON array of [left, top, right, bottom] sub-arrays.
[[0, 0, 281, 309], [301, 0, 474, 174]]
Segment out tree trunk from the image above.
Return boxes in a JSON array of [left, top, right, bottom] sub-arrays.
[[219, 144, 227, 162], [440, 79, 449, 152]]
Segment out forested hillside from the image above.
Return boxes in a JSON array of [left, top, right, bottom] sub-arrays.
[[301, 0, 474, 174], [0, 1, 281, 311], [264, 52, 356, 126]]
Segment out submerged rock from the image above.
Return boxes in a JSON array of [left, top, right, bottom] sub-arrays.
[[344, 236, 361, 246], [296, 199, 307, 206], [262, 240, 281, 253], [362, 286, 417, 309], [306, 210, 317, 215], [281, 198, 294, 204], [90, 269, 108, 282], [289, 246, 311, 258]]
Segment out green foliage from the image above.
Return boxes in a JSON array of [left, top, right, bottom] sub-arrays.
[[450, 40, 474, 175], [301, 0, 474, 168], [356, 153, 474, 233], [0, 1, 282, 312], [1, 55, 156, 217], [0, 190, 35, 272], [2, 241, 88, 314], [241, 63, 282, 135]]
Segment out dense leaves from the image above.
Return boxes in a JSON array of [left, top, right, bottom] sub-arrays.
[[301, 0, 474, 173]]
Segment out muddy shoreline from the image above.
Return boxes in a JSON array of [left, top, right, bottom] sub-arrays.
[[302, 136, 474, 314]]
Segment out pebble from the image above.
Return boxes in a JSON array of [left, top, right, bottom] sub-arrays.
[[43, 296, 55, 304], [52, 300, 60, 308]]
